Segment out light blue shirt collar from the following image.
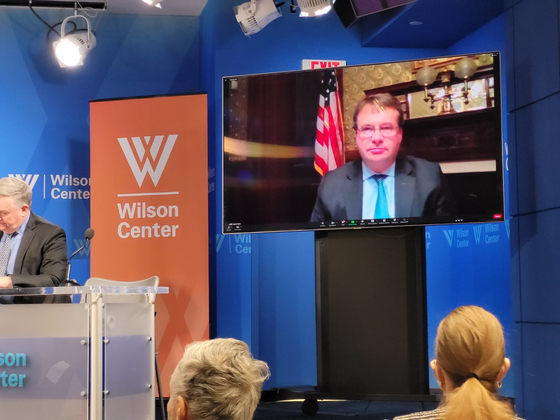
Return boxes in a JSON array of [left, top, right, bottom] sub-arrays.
[[15, 213, 30, 236], [362, 161, 396, 180]]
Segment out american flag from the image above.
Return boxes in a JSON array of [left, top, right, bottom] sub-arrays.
[[314, 70, 345, 176]]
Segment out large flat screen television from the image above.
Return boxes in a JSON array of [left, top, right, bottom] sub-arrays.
[[223, 52, 504, 234]]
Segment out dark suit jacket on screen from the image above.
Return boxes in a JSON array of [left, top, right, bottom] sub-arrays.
[[310, 155, 453, 222], [0, 212, 68, 303]]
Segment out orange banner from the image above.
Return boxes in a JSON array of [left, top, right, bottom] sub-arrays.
[[90, 94, 208, 397]]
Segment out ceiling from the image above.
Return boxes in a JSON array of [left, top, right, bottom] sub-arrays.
[[103, 0, 207, 17], [354, 0, 506, 48], [2, 0, 504, 47], [0, 0, 208, 16]]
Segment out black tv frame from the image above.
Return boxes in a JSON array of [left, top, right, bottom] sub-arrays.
[[222, 52, 504, 234]]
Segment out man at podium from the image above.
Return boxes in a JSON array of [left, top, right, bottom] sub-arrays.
[[0, 177, 67, 298]]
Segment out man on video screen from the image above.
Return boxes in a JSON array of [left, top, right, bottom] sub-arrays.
[[311, 93, 453, 222]]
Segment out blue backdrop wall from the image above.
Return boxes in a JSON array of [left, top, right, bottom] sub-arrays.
[[0, 8, 201, 283], [506, 0, 560, 417], [202, 1, 514, 396], [1, 0, 517, 404]]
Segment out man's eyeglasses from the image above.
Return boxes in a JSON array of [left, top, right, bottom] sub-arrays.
[[355, 126, 399, 139]]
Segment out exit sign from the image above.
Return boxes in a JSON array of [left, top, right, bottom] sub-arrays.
[[302, 59, 346, 70]]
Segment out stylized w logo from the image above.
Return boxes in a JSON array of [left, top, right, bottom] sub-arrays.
[[443, 230, 454, 247], [118, 135, 178, 187], [473, 225, 482, 244], [216, 234, 225, 253], [73, 239, 91, 257], [9, 174, 40, 189]]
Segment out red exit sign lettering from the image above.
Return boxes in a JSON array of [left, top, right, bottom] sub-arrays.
[[302, 60, 346, 70]]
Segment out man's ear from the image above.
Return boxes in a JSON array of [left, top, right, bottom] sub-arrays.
[[177, 395, 189, 420], [169, 395, 190, 420]]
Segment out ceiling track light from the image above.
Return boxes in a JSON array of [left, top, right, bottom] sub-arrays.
[[53, 11, 96, 67], [234, 0, 282, 36], [297, 0, 333, 17]]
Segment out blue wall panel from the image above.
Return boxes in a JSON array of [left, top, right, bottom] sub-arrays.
[[207, 1, 513, 392], [507, 112, 518, 217], [512, 0, 559, 109], [504, 0, 524, 9], [507, 1, 560, 416], [208, 0, 449, 389], [519, 323, 560, 419], [509, 216, 522, 322], [425, 222, 514, 395], [215, 234, 254, 339], [515, 93, 560, 215], [518, 209, 560, 322], [505, 7, 516, 114], [0, 9, 201, 283], [252, 232, 317, 388]]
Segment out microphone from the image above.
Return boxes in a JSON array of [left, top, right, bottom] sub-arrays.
[[84, 228, 95, 242], [65, 228, 95, 284]]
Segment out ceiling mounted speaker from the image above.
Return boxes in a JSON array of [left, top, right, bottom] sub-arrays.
[[334, 0, 417, 27]]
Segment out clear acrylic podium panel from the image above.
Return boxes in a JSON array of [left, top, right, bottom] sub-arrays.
[[0, 285, 168, 420], [0, 303, 89, 419], [104, 301, 155, 419]]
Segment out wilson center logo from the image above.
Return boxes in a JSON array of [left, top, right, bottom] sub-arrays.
[[473, 225, 483, 244], [443, 229, 454, 247], [9, 174, 40, 189], [73, 239, 91, 257], [118, 135, 178, 187]]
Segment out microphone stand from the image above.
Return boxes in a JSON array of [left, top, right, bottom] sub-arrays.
[[64, 243, 87, 287]]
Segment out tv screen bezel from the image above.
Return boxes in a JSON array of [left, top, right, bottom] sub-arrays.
[[222, 51, 505, 235]]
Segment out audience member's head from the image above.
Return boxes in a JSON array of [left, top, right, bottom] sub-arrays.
[[168, 338, 270, 420], [432, 305, 513, 420]]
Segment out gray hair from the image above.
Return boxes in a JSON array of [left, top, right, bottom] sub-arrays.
[[169, 338, 270, 420], [0, 177, 32, 207]]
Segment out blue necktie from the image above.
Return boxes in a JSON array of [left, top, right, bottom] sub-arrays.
[[373, 175, 389, 219]]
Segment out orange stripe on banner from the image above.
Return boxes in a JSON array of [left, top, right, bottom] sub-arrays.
[[90, 94, 209, 397]]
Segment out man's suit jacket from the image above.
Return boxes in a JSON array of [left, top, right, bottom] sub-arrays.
[[310, 155, 453, 222], [0, 212, 68, 303]]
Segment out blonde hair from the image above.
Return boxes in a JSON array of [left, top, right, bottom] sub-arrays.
[[436, 306, 514, 420], [169, 338, 270, 420]]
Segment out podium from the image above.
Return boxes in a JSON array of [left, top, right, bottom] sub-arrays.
[[0, 284, 168, 420]]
